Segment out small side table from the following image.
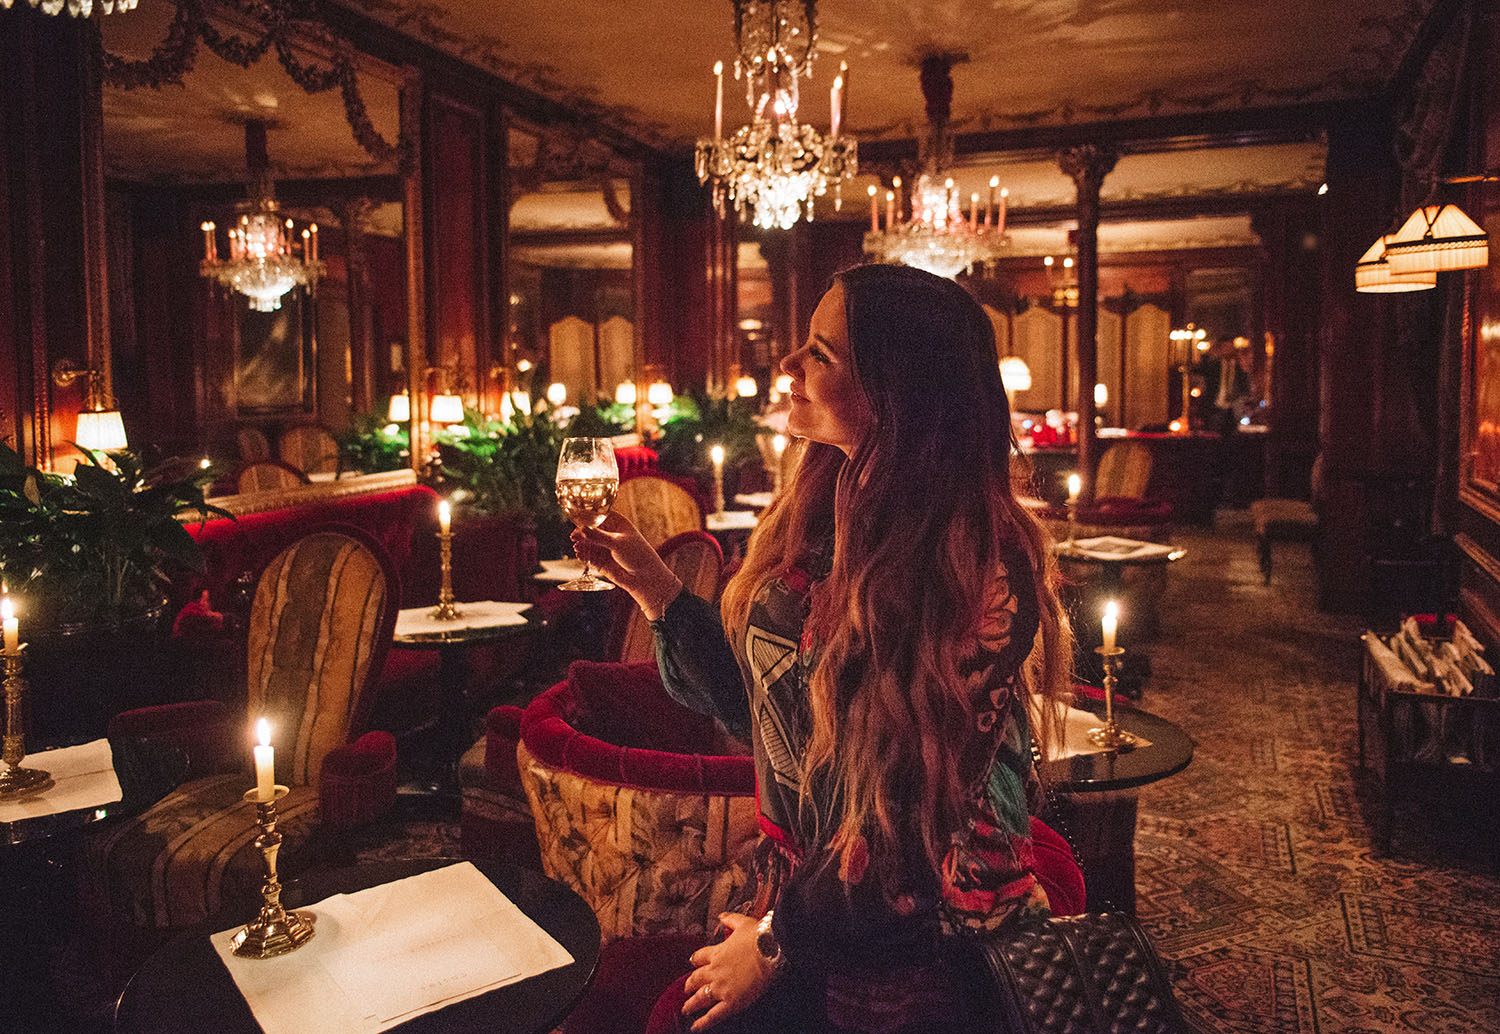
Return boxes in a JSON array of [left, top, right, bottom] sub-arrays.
[[1040, 703, 1193, 913], [115, 860, 602, 1034], [392, 606, 543, 796]]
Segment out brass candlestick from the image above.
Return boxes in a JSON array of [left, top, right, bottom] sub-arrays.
[[231, 785, 316, 958], [1087, 647, 1136, 751], [1, 647, 53, 799], [430, 527, 462, 620]]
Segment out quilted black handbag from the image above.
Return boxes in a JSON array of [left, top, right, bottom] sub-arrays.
[[963, 911, 1189, 1034]]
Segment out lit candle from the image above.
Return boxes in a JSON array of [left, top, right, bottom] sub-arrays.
[[945, 178, 955, 221], [2, 596, 18, 656], [201, 221, 217, 263], [254, 718, 275, 803], [438, 498, 451, 536], [710, 444, 726, 515], [714, 60, 724, 142], [830, 67, 843, 140], [886, 190, 895, 231], [1101, 600, 1119, 653], [1067, 473, 1081, 504], [868, 184, 879, 232], [301, 227, 311, 260], [998, 188, 1008, 234], [987, 177, 998, 226], [969, 192, 979, 228], [309, 223, 319, 263]]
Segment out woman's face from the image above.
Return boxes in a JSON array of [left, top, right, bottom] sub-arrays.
[[780, 283, 872, 456]]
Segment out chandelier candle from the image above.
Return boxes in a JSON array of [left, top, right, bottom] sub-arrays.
[[714, 60, 724, 141]]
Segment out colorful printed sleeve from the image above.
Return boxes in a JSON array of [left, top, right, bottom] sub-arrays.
[[649, 589, 752, 738]]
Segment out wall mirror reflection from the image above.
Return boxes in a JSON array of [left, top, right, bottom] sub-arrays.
[[99, 3, 409, 471]]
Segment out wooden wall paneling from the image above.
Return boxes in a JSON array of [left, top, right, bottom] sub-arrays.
[[403, 66, 429, 469], [1097, 307, 1123, 426], [1124, 303, 1171, 429], [486, 105, 509, 416], [425, 91, 489, 412], [1011, 306, 1064, 412], [598, 315, 634, 401], [549, 315, 596, 402], [985, 304, 1012, 360]]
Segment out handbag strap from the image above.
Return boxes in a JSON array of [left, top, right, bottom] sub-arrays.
[[1030, 736, 1082, 871]]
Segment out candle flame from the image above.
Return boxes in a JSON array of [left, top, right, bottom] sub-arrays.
[[1, 597, 14, 622], [710, 444, 725, 464], [201, 221, 215, 231], [438, 499, 451, 522], [989, 176, 999, 189], [714, 60, 723, 75], [892, 176, 901, 188], [257, 718, 271, 747], [867, 184, 877, 197], [1001, 187, 1009, 198], [1104, 600, 1119, 621]]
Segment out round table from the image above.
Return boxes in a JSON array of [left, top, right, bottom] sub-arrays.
[[114, 860, 602, 1034], [391, 610, 543, 796], [1039, 702, 1193, 914]]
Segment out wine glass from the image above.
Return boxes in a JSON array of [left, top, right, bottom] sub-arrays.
[[555, 437, 619, 591]]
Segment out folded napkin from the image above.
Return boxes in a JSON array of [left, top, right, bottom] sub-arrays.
[[534, 558, 584, 582], [213, 862, 574, 1034], [394, 600, 531, 638], [0, 738, 122, 823], [1065, 536, 1179, 561], [1040, 703, 1152, 760]]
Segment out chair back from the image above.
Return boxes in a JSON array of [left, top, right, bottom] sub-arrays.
[[247, 526, 397, 787], [612, 531, 723, 663], [1095, 441, 1153, 500], [279, 425, 339, 476], [614, 475, 703, 548], [235, 459, 310, 494], [236, 426, 272, 463]]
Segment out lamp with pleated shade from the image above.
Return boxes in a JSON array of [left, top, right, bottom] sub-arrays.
[[1384, 204, 1489, 274], [999, 355, 1032, 394], [75, 409, 128, 451], [387, 390, 411, 422], [1355, 235, 1437, 293], [429, 393, 464, 425]]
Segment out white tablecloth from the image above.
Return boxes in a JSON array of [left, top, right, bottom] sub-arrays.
[[0, 738, 121, 822], [212, 862, 573, 1034], [394, 600, 531, 638]]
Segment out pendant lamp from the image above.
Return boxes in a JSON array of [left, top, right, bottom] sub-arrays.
[[1354, 235, 1437, 293], [1384, 204, 1489, 274]]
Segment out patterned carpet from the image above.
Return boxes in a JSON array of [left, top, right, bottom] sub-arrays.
[[1130, 510, 1500, 1034]]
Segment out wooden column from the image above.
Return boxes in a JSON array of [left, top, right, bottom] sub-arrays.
[[402, 67, 429, 471], [1060, 145, 1118, 503]]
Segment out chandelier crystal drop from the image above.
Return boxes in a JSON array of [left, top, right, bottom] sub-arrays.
[[863, 55, 1008, 278], [200, 121, 323, 312], [694, 0, 856, 230]]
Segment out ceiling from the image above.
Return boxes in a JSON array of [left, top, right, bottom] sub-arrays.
[[340, 0, 1432, 149]]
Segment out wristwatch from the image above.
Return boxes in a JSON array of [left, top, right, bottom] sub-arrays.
[[755, 911, 785, 974]]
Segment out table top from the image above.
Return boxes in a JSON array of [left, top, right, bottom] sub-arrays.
[[706, 509, 759, 532], [1040, 701, 1193, 793], [2, 739, 185, 847], [392, 606, 543, 648], [114, 859, 601, 1034], [1054, 536, 1186, 568]]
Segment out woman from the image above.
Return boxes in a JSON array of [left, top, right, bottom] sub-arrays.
[[574, 264, 1072, 1033]]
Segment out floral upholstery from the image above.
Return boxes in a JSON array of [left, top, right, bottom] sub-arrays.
[[517, 661, 759, 944]]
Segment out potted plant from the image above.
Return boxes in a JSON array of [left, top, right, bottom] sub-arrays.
[[0, 443, 226, 743]]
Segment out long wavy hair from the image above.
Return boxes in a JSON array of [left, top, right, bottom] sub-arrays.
[[720, 263, 1073, 883]]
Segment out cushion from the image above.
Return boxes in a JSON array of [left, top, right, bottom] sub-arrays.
[[565, 933, 701, 1034], [1250, 497, 1317, 536], [319, 730, 398, 828], [89, 773, 319, 929]]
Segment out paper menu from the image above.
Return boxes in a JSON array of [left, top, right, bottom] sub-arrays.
[[213, 862, 574, 1034]]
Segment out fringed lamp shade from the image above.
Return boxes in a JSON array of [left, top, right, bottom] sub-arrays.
[[75, 410, 128, 450], [1384, 204, 1490, 274], [1355, 235, 1437, 293]]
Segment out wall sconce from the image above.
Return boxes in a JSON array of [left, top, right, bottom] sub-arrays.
[[647, 380, 674, 407], [53, 359, 127, 451], [615, 381, 638, 406], [423, 367, 464, 426], [999, 356, 1031, 409]]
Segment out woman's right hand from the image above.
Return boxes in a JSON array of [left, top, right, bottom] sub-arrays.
[[572, 512, 683, 619]]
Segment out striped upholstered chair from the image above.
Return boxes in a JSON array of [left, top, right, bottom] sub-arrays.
[[90, 526, 399, 929]]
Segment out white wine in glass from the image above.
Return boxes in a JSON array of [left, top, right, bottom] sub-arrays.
[[555, 437, 619, 591]]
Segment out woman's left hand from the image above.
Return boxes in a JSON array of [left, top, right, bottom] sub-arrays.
[[681, 912, 775, 1031]]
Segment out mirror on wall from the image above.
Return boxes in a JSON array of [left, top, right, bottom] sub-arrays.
[[506, 166, 636, 410], [98, 3, 410, 463]]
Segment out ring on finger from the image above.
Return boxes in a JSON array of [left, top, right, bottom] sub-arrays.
[[703, 983, 716, 1002]]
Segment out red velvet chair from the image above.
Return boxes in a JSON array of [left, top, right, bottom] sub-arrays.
[[89, 526, 400, 929]]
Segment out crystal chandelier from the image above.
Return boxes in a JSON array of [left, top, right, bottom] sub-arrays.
[[863, 55, 1008, 278], [694, 0, 856, 230], [199, 121, 323, 312], [0, 0, 136, 16]]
